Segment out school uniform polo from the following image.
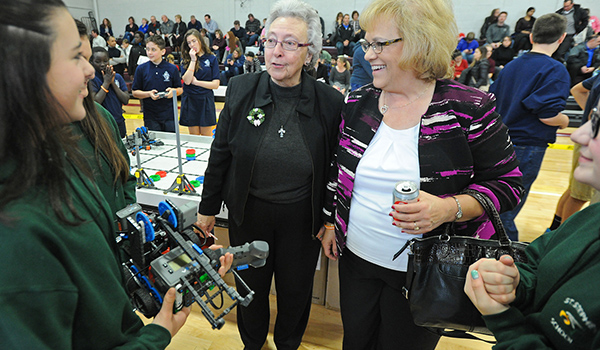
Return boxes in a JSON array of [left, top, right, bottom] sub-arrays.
[[91, 71, 128, 125], [132, 59, 182, 122]]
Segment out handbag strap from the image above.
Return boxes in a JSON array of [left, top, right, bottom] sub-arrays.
[[462, 189, 511, 244], [392, 190, 512, 262], [425, 328, 497, 344]]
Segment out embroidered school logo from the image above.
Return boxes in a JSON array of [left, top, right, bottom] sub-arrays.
[[560, 310, 582, 330], [163, 71, 171, 82], [550, 298, 597, 344], [204, 59, 210, 67]]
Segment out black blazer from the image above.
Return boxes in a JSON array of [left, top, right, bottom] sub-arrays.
[[199, 71, 344, 234]]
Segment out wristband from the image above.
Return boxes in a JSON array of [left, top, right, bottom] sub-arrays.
[[101, 86, 109, 93], [324, 224, 334, 230]]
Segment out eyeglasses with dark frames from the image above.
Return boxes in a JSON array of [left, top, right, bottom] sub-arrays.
[[359, 38, 403, 54], [591, 108, 599, 139], [263, 37, 312, 51]]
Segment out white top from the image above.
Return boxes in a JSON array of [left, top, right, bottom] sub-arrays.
[[346, 120, 421, 271]]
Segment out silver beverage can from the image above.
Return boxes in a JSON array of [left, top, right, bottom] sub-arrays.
[[393, 181, 419, 204]]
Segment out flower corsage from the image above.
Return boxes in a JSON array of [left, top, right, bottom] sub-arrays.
[[247, 108, 265, 127]]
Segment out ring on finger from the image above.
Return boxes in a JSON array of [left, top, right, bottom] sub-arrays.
[[414, 221, 420, 231]]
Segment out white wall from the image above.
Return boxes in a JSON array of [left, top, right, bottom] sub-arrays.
[[72, 0, 600, 40], [64, 0, 95, 22]]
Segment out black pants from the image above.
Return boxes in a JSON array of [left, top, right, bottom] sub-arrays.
[[553, 34, 574, 62], [228, 195, 321, 350], [339, 249, 440, 350]]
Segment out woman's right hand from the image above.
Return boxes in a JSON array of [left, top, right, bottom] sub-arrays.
[[195, 214, 216, 237], [321, 228, 338, 261], [190, 48, 197, 62]]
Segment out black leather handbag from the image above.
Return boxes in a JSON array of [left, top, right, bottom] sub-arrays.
[[393, 190, 529, 340]]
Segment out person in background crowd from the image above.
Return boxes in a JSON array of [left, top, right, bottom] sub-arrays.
[[99, 17, 113, 40], [336, 13, 358, 56], [220, 47, 245, 85], [148, 16, 160, 37], [553, 0, 590, 62], [330, 55, 350, 94], [566, 33, 600, 87], [160, 15, 174, 44], [212, 29, 227, 62], [320, 1, 523, 349], [458, 46, 490, 89], [350, 10, 363, 40], [451, 49, 469, 80], [106, 36, 126, 76], [196, 1, 344, 348], [91, 28, 107, 49], [139, 17, 149, 35], [124, 16, 138, 42], [457, 31, 479, 63], [326, 12, 344, 46], [246, 13, 261, 47], [203, 14, 219, 43], [128, 31, 145, 77], [480, 8, 500, 41], [491, 36, 515, 80], [513, 7, 536, 52], [487, 11, 510, 49], [244, 51, 262, 73], [188, 15, 202, 32], [231, 20, 247, 52], [170, 14, 187, 52]]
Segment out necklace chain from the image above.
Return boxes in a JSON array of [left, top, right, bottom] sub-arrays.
[[380, 85, 431, 115]]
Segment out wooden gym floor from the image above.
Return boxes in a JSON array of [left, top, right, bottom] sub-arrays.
[[125, 98, 578, 350]]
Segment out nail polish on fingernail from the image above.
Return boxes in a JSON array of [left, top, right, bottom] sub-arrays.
[[394, 201, 400, 205], [471, 270, 480, 280], [389, 212, 393, 216]]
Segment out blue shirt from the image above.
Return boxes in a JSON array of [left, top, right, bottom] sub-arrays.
[[489, 52, 570, 146], [456, 38, 479, 53], [91, 71, 127, 123], [182, 54, 220, 96], [586, 45, 597, 67], [132, 59, 182, 121], [349, 44, 372, 89]]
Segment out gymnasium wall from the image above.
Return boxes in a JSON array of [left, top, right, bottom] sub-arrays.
[[70, 0, 600, 42]]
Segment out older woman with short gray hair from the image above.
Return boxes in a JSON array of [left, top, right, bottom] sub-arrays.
[[196, 0, 344, 348]]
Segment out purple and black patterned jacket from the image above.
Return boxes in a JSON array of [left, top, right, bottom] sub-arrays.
[[323, 80, 524, 254]]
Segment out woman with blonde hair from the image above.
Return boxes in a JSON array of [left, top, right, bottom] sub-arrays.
[[180, 28, 220, 136], [330, 55, 351, 94], [320, 0, 523, 348]]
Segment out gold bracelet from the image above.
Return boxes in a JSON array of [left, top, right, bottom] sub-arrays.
[[324, 224, 334, 230], [101, 86, 109, 93]]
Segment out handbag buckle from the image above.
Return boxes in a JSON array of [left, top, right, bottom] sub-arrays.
[[402, 286, 409, 299]]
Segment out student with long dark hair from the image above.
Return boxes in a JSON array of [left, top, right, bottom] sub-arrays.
[[0, 1, 231, 348], [180, 28, 220, 136]]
